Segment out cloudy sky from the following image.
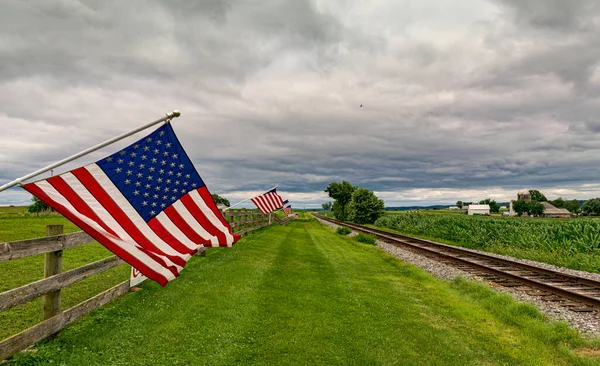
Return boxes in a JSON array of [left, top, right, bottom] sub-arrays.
[[1, 0, 600, 208]]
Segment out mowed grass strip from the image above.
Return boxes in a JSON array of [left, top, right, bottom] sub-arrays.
[[0, 209, 130, 340], [7, 219, 600, 365]]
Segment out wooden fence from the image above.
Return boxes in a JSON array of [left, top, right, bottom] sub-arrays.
[[0, 210, 278, 360]]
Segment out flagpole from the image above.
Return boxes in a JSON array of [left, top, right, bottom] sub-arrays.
[[223, 185, 278, 211], [0, 110, 181, 193]]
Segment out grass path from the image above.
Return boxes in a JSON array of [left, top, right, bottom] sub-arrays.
[[7, 220, 600, 365]]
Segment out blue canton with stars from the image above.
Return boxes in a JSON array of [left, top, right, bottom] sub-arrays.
[[97, 123, 205, 222]]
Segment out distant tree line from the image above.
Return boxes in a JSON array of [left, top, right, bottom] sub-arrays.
[[455, 188, 600, 217], [324, 181, 385, 224]]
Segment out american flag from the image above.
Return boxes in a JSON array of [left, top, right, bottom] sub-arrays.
[[283, 205, 292, 215], [250, 188, 284, 214], [23, 123, 239, 286]]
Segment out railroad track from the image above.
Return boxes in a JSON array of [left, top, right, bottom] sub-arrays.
[[315, 214, 600, 312]]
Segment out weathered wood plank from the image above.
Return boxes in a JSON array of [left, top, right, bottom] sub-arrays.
[[43, 225, 63, 322], [0, 312, 64, 361], [223, 211, 263, 218], [230, 219, 265, 229], [62, 280, 129, 324], [0, 232, 94, 262], [0, 256, 123, 313], [0, 280, 129, 361]]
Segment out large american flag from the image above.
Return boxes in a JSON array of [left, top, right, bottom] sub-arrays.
[[23, 123, 239, 286], [250, 188, 284, 214]]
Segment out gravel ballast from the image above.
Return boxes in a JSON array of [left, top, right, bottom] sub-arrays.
[[316, 217, 600, 336]]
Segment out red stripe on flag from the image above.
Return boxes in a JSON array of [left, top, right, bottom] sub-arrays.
[[196, 187, 239, 242], [147, 219, 199, 255], [251, 197, 267, 214], [163, 205, 213, 246], [72, 168, 186, 272], [22, 183, 170, 286], [46, 175, 119, 238], [263, 194, 276, 212], [180, 193, 228, 246], [259, 195, 274, 212]]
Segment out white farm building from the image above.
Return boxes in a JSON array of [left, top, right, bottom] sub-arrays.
[[467, 204, 490, 216]]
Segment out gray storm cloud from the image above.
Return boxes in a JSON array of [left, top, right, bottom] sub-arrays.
[[1, 0, 600, 207]]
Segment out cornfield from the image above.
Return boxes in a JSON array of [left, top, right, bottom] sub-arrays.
[[375, 213, 600, 272]]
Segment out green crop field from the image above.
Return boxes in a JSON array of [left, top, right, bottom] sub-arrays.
[[6, 218, 600, 364], [375, 212, 600, 274]]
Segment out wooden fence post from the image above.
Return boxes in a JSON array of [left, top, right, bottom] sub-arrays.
[[43, 225, 63, 322]]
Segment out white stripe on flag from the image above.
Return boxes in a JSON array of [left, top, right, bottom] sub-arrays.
[[189, 190, 235, 245], [264, 194, 276, 211], [259, 195, 273, 212], [155, 212, 203, 249], [251, 197, 267, 214], [172, 200, 219, 246], [34, 181, 176, 281], [61, 172, 135, 242], [62, 171, 188, 270], [86, 165, 195, 258]]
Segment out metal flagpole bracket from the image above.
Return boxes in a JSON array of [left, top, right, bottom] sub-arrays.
[[0, 110, 181, 193]]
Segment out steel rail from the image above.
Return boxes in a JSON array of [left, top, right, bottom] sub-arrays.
[[315, 214, 600, 310]]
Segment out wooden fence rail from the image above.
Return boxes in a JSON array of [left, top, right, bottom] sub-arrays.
[[0, 209, 277, 361]]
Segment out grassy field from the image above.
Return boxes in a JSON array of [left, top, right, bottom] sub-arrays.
[[6, 218, 600, 365], [0, 206, 130, 340], [375, 212, 600, 274]]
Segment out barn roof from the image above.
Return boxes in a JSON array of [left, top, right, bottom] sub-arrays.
[[468, 205, 490, 210], [541, 202, 571, 215]]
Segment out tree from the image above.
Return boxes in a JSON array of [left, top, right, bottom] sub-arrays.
[[479, 198, 500, 213], [347, 188, 385, 224], [325, 181, 356, 220], [582, 198, 600, 216], [551, 197, 566, 209], [321, 202, 333, 211], [27, 196, 53, 213], [528, 190, 547, 202], [456, 201, 463, 209], [528, 200, 545, 217], [211, 194, 230, 207], [513, 200, 528, 217], [565, 199, 581, 215], [324, 181, 356, 207], [333, 201, 347, 220]]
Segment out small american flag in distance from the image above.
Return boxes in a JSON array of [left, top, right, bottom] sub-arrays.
[[251, 188, 284, 214]]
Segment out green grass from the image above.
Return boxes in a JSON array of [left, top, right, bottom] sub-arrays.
[[6, 220, 600, 365], [353, 232, 377, 245], [375, 213, 600, 274], [335, 226, 352, 235], [0, 210, 130, 340]]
